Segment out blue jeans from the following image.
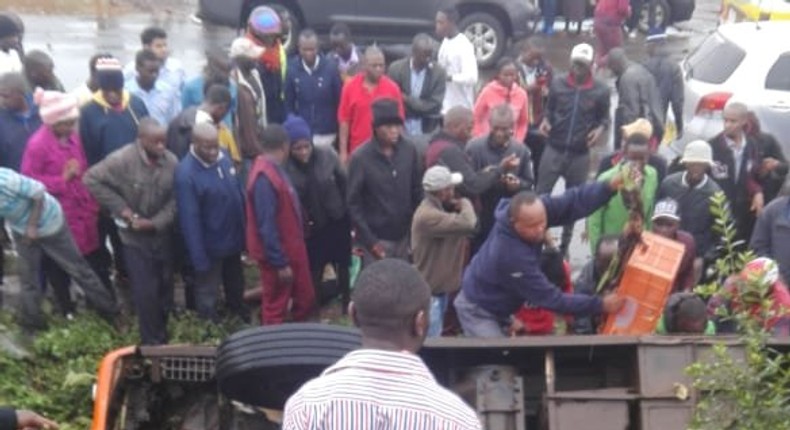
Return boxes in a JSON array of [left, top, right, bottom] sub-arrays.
[[428, 294, 448, 337]]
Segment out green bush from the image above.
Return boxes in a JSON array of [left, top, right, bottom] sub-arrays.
[[0, 311, 242, 429], [688, 192, 790, 429]]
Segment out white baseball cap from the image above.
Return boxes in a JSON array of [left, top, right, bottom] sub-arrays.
[[570, 43, 594, 65], [423, 166, 463, 192]]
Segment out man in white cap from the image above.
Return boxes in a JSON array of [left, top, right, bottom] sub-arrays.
[[536, 43, 611, 257], [411, 165, 477, 336], [651, 198, 697, 292], [658, 140, 724, 259], [230, 37, 266, 164]]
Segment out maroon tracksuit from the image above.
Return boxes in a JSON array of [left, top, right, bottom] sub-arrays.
[[246, 156, 315, 324]]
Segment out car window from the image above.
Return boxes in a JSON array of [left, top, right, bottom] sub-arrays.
[[684, 32, 746, 84], [765, 53, 790, 92]]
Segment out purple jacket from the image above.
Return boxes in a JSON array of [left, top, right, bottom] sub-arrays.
[[21, 126, 99, 254]]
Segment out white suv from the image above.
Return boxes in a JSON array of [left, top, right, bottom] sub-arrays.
[[681, 22, 790, 154]]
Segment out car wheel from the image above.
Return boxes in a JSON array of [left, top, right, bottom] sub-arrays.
[[459, 12, 507, 68], [216, 323, 361, 409], [244, 2, 301, 52], [638, 0, 670, 33]]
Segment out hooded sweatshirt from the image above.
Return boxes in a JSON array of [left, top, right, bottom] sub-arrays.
[[461, 181, 614, 318], [79, 91, 149, 165]]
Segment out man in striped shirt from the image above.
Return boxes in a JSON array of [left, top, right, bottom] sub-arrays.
[[282, 259, 481, 430], [0, 167, 117, 332]]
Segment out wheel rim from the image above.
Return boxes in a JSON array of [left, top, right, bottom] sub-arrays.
[[639, 4, 666, 32], [464, 22, 498, 63]]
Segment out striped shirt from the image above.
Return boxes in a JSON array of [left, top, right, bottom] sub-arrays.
[[282, 349, 482, 430], [0, 167, 64, 237]]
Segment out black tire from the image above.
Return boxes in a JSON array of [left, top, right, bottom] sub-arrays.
[[216, 323, 361, 409], [637, 0, 671, 33], [459, 12, 507, 68], [242, 1, 301, 53]]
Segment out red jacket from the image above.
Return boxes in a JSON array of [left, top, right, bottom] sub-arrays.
[[245, 156, 309, 266], [594, 0, 631, 23]]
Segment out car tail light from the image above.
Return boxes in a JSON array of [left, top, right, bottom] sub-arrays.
[[696, 92, 732, 115]]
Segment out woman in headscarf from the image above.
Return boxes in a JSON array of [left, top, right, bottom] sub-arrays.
[[283, 115, 351, 312], [21, 89, 111, 317], [247, 6, 287, 124]]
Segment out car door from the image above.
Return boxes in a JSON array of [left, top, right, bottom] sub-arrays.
[[298, 0, 357, 33], [351, 0, 442, 42], [753, 51, 790, 156]]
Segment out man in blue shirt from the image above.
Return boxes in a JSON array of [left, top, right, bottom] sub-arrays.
[[174, 123, 246, 322], [125, 49, 180, 126], [0, 167, 117, 332]]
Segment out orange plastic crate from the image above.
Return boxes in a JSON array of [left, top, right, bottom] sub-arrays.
[[601, 232, 686, 335]]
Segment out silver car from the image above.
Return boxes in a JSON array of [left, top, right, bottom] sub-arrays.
[[681, 22, 790, 155]]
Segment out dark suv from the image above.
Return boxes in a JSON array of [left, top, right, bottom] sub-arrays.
[[197, 0, 540, 67]]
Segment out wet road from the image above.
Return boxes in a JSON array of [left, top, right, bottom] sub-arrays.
[[3, 0, 721, 268], [6, 0, 721, 89]]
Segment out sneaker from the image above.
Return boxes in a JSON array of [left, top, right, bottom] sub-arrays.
[[628, 29, 639, 38]]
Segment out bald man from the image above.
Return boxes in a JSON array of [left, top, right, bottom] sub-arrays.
[[337, 45, 404, 163], [23, 49, 64, 91], [85, 118, 178, 345], [388, 33, 447, 135], [426, 106, 519, 199], [708, 102, 765, 243], [175, 123, 246, 322]]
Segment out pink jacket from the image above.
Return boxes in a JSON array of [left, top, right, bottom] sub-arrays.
[[21, 126, 100, 255], [473, 81, 529, 142]]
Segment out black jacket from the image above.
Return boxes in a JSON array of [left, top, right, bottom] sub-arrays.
[[425, 131, 501, 198], [643, 49, 684, 133], [752, 131, 789, 203], [166, 106, 198, 160], [616, 62, 665, 138], [544, 73, 611, 154], [387, 58, 447, 133], [286, 146, 347, 234], [347, 136, 423, 247]]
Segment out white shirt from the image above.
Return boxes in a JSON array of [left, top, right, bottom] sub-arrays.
[[0, 49, 22, 75], [438, 33, 478, 113], [283, 349, 482, 430]]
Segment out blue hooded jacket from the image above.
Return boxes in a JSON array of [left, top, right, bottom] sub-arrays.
[[461, 181, 615, 318]]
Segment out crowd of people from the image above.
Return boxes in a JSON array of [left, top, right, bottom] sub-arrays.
[[1, 3, 789, 348]]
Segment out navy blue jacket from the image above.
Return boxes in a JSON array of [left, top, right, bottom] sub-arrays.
[[0, 105, 42, 171], [0, 407, 16, 430], [284, 55, 342, 135], [79, 95, 149, 166], [174, 150, 245, 272], [461, 182, 615, 318]]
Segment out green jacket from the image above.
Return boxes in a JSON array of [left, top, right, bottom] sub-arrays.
[[587, 163, 658, 253]]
